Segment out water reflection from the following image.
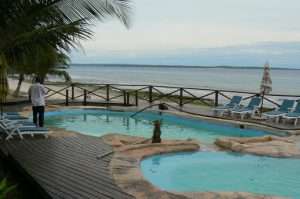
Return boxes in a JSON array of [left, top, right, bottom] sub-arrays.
[[151, 156, 162, 166]]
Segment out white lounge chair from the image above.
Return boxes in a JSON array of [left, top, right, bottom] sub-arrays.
[[264, 99, 295, 123], [231, 97, 262, 119], [0, 119, 36, 127], [0, 121, 52, 140], [212, 95, 243, 117], [283, 101, 300, 125], [0, 114, 29, 121]]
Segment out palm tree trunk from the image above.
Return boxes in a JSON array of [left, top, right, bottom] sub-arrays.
[[12, 73, 24, 97]]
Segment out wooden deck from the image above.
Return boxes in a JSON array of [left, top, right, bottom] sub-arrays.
[[0, 137, 135, 199]]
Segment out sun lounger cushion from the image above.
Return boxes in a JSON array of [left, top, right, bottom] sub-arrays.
[[19, 127, 50, 132], [3, 112, 19, 115], [231, 108, 251, 113], [265, 110, 286, 116], [285, 112, 300, 117], [3, 115, 28, 120]]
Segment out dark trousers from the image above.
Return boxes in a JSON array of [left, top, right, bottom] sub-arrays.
[[32, 106, 45, 127]]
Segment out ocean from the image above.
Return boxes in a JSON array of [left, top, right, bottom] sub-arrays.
[[67, 64, 300, 96]]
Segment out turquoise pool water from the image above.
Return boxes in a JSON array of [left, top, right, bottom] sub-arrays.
[[141, 152, 300, 198], [45, 109, 274, 142]]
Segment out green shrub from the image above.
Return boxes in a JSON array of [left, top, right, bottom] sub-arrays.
[[0, 177, 17, 199]]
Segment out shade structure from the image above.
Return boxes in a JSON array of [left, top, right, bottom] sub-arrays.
[[260, 61, 272, 95], [0, 57, 9, 116]]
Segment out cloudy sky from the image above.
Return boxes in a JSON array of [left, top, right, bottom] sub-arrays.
[[70, 0, 300, 68]]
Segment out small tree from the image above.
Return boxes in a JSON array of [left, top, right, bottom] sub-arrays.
[[0, 177, 17, 199]]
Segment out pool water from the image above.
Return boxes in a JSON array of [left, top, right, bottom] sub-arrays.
[[141, 152, 300, 198], [45, 109, 271, 142]]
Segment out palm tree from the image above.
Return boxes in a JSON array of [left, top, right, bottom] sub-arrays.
[[0, 0, 132, 99], [30, 47, 72, 83], [12, 47, 72, 97], [0, 55, 9, 115]]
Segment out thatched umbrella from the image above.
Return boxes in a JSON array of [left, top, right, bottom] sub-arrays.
[[259, 61, 272, 114], [260, 61, 272, 95], [0, 55, 9, 116]]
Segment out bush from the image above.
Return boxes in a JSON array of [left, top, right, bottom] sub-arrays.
[[0, 177, 17, 199]]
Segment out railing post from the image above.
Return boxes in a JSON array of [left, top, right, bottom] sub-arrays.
[[215, 90, 219, 107], [179, 88, 183, 107], [106, 84, 110, 102], [71, 84, 74, 100], [126, 93, 130, 105], [135, 90, 138, 107], [149, 86, 153, 103], [84, 90, 87, 106], [123, 91, 127, 106], [66, 89, 69, 106]]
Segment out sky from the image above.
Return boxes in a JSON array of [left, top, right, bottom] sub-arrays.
[[70, 0, 300, 68]]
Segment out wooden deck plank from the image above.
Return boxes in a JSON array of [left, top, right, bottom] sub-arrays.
[[35, 179, 76, 199], [24, 147, 113, 180], [63, 136, 112, 151], [62, 138, 113, 161], [19, 137, 111, 164], [26, 147, 113, 181], [15, 150, 127, 195], [16, 155, 132, 198], [0, 137, 134, 199], [39, 138, 111, 159], [12, 139, 117, 181], [17, 160, 110, 199], [30, 140, 110, 168], [24, 143, 112, 177], [72, 136, 113, 151]]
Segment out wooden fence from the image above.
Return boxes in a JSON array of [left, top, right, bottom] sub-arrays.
[[44, 83, 300, 113]]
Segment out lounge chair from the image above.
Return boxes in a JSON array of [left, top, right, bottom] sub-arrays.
[[0, 121, 51, 140], [231, 97, 262, 119], [212, 96, 243, 116], [0, 114, 29, 120], [283, 101, 300, 125], [0, 120, 36, 128], [264, 99, 295, 123], [2, 112, 19, 115]]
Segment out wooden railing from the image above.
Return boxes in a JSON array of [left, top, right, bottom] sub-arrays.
[[44, 83, 300, 113]]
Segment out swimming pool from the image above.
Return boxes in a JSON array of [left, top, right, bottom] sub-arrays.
[[141, 151, 300, 198], [45, 109, 276, 142]]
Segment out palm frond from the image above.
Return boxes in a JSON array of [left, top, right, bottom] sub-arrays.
[[3, 19, 92, 64], [48, 69, 72, 82], [56, 0, 133, 27], [0, 0, 133, 64]]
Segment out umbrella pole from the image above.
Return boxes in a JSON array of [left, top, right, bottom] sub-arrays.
[[260, 93, 264, 117]]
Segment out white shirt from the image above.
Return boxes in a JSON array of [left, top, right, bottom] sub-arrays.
[[28, 83, 46, 106]]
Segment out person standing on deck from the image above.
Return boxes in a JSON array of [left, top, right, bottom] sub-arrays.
[[28, 77, 46, 127]]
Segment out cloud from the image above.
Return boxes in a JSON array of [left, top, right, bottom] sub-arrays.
[[70, 41, 300, 68], [69, 0, 300, 68]]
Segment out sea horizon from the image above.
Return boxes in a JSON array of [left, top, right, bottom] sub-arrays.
[[70, 63, 300, 70], [65, 64, 300, 96]]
